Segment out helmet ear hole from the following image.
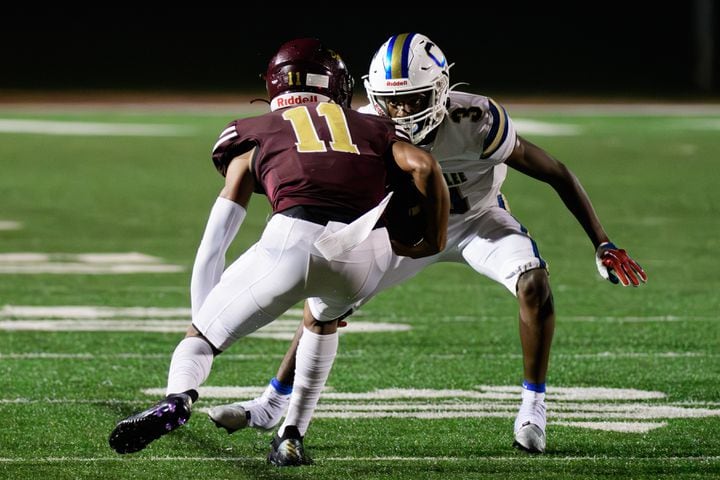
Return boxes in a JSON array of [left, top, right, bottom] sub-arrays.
[[265, 38, 353, 109], [364, 33, 450, 144]]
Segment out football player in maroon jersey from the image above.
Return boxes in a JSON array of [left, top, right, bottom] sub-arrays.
[[108, 38, 449, 466]]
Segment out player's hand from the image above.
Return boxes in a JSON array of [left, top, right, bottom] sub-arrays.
[[336, 307, 353, 328], [595, 242, 647, 287]]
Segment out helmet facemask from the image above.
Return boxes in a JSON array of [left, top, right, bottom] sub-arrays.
[[365, 74, 449, 144]]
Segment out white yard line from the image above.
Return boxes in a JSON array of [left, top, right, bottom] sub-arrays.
[[0, 119, 194, 136], [0, 305, 192, 318], [513, 119, 580, 135], [0, 252, 184, 274], [0, 305, 398, 340], [0, 319, 406, 339], [506, 103, 720, 116], [1, 350, 714, 360], [0, 455, 717, 463], [0, 220, 21, 230], [561, 315, 714, 322], [0, 264, 184, 274], [0, 353, 280, 360]]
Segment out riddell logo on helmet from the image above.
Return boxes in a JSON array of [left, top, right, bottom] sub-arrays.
[[385, 80, 409, 87], [276, 94, 318, 107]]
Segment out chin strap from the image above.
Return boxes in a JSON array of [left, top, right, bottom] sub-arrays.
[[190, 197, 246, 319]]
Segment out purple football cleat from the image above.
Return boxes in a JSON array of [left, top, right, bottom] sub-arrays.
[[109, 393, 192, 454]]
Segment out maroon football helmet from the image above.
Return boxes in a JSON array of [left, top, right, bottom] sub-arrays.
[[265, 38, 354, 108]]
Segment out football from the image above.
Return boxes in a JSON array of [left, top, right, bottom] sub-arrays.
[[384, 171, 427, 246]]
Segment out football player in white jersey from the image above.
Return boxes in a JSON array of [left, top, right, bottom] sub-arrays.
[[208, 33, 647, 455]]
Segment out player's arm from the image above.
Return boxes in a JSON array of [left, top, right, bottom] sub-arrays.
[[190, 149, 257, 318], [218, 149, 256, 206], [505, 136, 647, 286], [505, 137, 608, 247], [389, 141, 450, 258]]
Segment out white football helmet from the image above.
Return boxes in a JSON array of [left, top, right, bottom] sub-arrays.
[[364, 33, 451, 144]]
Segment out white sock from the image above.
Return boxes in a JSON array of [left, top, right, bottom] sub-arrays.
[[264, 380, 291, 407], [165, 336, 214, 398], [515, 387, 547, 432], [244, 382, 291, 428], [521, 388, 546, 404], [278, 328, 337, 437]]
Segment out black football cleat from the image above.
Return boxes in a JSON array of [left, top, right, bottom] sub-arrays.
[[267, 425, 312, 467], [109, 393, 192, 454]]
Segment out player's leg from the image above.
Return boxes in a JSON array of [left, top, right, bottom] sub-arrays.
[[514, 267, 553, 453], [267, 224, 392, 466], [108, 324, 213, 454], [209, 315, 302, 432], [459, 206, 550, 453], [267, 314, 339, 466], [110, 216, 309, 454], [205, 218, 332, 431], [266, 284, 357, 465], [109, 275, 287, 454], [210, 252, 433, 432]]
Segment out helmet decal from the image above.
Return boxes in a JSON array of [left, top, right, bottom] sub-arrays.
[[385, 33, 416, 79], [306, 73, 330, 89], [424, 42, 446, 68]]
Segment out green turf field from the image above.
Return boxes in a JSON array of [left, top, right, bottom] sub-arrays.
[[0, 101, 718, 479]]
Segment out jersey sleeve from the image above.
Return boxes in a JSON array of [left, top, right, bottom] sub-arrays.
[[210, 120, 256, 177], [480, 97, 517, 161]]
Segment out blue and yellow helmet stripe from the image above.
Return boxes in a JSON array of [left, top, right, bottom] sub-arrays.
[[384, 33, 416, 79]]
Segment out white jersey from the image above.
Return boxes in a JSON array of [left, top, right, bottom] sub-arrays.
[[343, 91, 545, 300], [359, 90, 517, 216]]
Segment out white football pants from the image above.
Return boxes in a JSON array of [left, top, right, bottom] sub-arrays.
[[194, 213, 392, 351], [308, 204, 547, 315]]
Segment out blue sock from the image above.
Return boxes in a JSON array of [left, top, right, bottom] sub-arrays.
[[522, 379, 546, 393], [270, 377, 293, 395]]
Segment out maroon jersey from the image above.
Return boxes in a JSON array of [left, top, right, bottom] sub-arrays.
[[212, 102, 404, 218]]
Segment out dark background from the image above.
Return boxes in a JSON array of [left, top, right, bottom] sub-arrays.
[[2, 3, 719, 99]]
